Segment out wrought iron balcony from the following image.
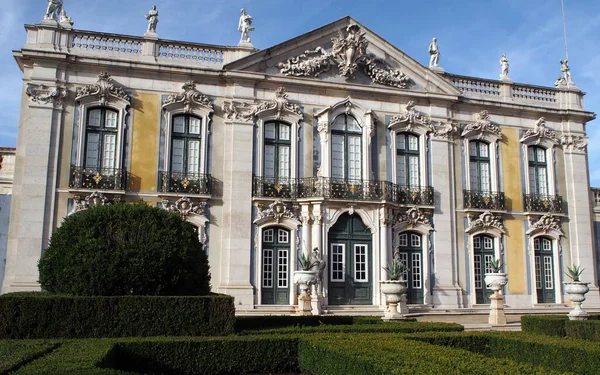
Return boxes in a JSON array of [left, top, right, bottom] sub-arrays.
[[159, 171, 213, 195], [463, 190, 506, 210], [69, 166, 127, 191], [252, 176, 434, 206], [523, 194, 564, 213]]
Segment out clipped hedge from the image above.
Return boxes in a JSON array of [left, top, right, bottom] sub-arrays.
[[0, 293, 234, 339], [0, 341, 59, 374], [235, 315, 398, 331], [565, 319, 600, 341], [521, 315, 567, 337], [406, 331, 600, 375]]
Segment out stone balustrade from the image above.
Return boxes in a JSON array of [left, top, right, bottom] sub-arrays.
[[71, 32, 143, 56]]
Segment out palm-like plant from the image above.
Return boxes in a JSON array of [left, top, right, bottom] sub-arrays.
[[565, 264, 584, 282], [298, 252, 317, 271], [487, 258, 505, 273], [383, 259, 408, 281]]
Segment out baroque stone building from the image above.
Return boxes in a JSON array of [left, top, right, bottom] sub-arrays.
[[3, 8, 600, 313]]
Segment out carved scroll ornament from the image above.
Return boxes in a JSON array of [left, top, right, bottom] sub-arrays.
[[25, 83, 67, 107], [462, 110, 501, 140], [223, 87, 302, 122], [76, 72, 130, 106], [520, 117, 559, 145], [163, 81, 213, 113]]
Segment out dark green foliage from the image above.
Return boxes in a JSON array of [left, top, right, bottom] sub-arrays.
[[565, 320, 600, 341], [521, 315, 567, 337], [0, 340, 59, 374], [234, 315, 397, 331], [38, 203, 210, 296], [0, 293, 234, 339]]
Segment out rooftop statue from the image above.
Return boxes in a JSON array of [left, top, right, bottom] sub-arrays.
[[554, 59, 574, 87], [44, 0, 63, 21], [428, 37, 440, 68], [500, 53, 509, 77], [146, 5, 159, 33], [238, 8, 255, 45]]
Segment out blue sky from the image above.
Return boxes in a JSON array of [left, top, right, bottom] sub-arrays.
[[2, 0, 600, 184]]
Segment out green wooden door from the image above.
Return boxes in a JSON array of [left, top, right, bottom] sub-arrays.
[[328, 214, 372, 305], [535, 237, 555, 303], [474, 235, 495, 304], [261, 227, 290, 305], [397, 232, 424, 304]]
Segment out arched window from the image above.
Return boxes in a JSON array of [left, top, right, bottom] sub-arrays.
[[331, 114, 362, 181], [84, 107, 119, 172], [528, 146, 548, 196], [396, 133, 420, 187], [469, 141, 491, 192], [264, 121, 291, 181]]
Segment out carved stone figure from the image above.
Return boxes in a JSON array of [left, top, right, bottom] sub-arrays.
[[238, 8, 255, 44], [311, 247, 326, 294], [429, 38, 440, 68], [44, 0, 63, 21], [500, 53, 509, 78], [561, 134, 589, 153], [555, 59, 573, 87], [520, 117, 559, 145], [59, 9, 73, 26], [255, 199, 299, 223], [466, 211, 505, 234], [461, 110, 501, 139], [223, 87, 302, 122], [145, 5, 159, 33]]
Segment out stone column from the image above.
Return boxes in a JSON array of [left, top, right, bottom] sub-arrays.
[[216, 118, 255, 306], [430, 136, 462, 308], [2, 81, 66, 293], [379, 206, 391, 307]]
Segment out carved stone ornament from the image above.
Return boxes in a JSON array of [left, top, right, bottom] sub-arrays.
[[520, 117, 559, 145], [461, 110, 501, 140], [25, 83, 67, 107], [76, 72, 130, 106], [163, 81, 213, 113], [223, 87, 302, 122], [394, 206, 431, 229], [278, 24, 412, 88], [389, 101, 456, 138], [256, 199, 300, 223], [162, 197, 206, 220], [561, 134, 588, 153], [527, 213, 564, 236], [69, 191, 112, 215], [466, 211, 505, 234]]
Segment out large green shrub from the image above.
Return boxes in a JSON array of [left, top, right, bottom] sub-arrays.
[[38, 203, 210, 296], [521, 315, 567, 337]]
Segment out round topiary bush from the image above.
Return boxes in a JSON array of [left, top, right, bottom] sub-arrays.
[[38, 203, 210, 296]]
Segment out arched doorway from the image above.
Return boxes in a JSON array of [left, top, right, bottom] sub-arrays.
[[534, 236, 555, 303], [328, 213, 372, 305], [474, 234, 495, 304], [397, 231, 423, 304], [261, 226, 290, 305]]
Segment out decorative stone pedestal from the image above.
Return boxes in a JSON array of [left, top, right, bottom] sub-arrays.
[[380, 280, 408, 321], [488, 291, 506, 325], [311, 292, 323, 316], [399, 294, 409, 315], [565, 282, 590, 320], [297, 290, 312, 316]]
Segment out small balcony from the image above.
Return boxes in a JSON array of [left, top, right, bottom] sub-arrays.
[[69, 166, 127, 191], [159, 171, 213, 195], [381, 183, 435, 206], [463, 190, 506, 210], [523, 194, 564, 214], [252, 177, 297, 199]]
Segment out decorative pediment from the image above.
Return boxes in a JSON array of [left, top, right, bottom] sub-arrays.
[[277, 24, 412, 89], [520, 117, 559, 146], [466, 211, 505, 235], [561, 133, 588, 153], [69, 192, 113, 215], [461, 110, 501, 141], [223, 87, 302, 123], [393, 206, 433, 234], [25, 83, 67, 108], [527, 213, 564, 238], [76, 72, 130, 106], [162, 197, 206, 220], [163, 81, 213, 114], [255, 199, 300, 224], [389, 101, 456, 138]]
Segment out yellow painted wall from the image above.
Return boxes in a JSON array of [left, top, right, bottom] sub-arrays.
[[501, 128, 523, 211], [130, 93, 159, 191], [505, 218, 526, 294]]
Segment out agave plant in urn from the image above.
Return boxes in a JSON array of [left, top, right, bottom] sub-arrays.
[[483, 258, 508, 293], [293, 252, 318, 316], [564, 265, 589, 320], [380, 259, 408, 320]]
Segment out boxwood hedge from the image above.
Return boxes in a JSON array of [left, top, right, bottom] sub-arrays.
[[521, 315, 600, 341]]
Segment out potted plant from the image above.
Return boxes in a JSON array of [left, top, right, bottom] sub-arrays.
[[293, 252, 318, 316], [380, 259, 408, 320], [564, 264, 589, 320], [484, 258, 508, 293]]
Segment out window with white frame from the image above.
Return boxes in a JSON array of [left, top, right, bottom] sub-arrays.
[[469, 141, 491, 192], [170, 114, 203, 177], [264, 121, 291, 180], [396, 133, 420, 187], [84, 107, 120, 173], [528, 146, 549, 196], [331, 114, 362, 181]]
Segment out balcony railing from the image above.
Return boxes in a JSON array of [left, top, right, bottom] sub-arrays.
[[159, 171, 213, 195], [463, 190, 506, 210], [252, 176, 434, 206], [523, 194, 564, 213], [69, 166, 127, 190]]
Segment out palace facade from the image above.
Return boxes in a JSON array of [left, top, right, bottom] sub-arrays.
[[2, 9, 600, 313]]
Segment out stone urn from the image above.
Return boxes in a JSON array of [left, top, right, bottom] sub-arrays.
[[293, 271, 318, 316], [379, 280, 408, 320], [564, 281, 590, 320], [484, 272, 508, 325], [484, 272, 508, 292]]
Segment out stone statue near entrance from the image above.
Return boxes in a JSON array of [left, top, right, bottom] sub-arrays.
[[238, 8, 255, 46], [311, 247, 326, 295], [44, 0, 63, 21], [146, 5, 159, 34]]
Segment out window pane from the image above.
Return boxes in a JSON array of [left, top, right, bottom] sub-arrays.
[[408, 156, 419, 187], [264, 145, 275, 178], [484, 237, 493, 249], [543, 239, 552, 251], [187, 140, 200, 174], [265, 123, 276, 139], [278, 249, 289, 287], [105, 110, 118, 128], [348, 136, 361, 180], [330, 244, 345, 282], [480, 162, 490, 192], [397, 134, 406, 150], [331, 116, 345, 131], [278, 146, 290, 179], [279, 124, 290, 141], [171, 139, 184, 173], [263, 249, 273, 288], [263, 229, 274, 243], [88, 109, 101, 127], [354, 244, 368, 282], [173, 117, 185, 133], [479, 142, 489, 158], [537, 168, 548, 195], [397, 157, 407, 185], [408, 135, 418, 151], [528, 166, 537, 194], [189, 117, 201, 134], [470, 162, 479, 190], [85, 133, 100, 168], [411, 253, 422, 289], [278, 229, 289, 244], [528, 147, 535, 161], [411, 234, 421, 247], [331, 135, 345, 179], [399, 234, 407, 247], [347, 116, 361, 132], [102, 134, 116, 169], [469, 141, 477, 156], [536, 148, 546, 163], [473, 236, 481, 249]]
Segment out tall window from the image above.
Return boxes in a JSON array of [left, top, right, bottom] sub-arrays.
[[469, 141, 491, 192], [528, 146, 548, 195], [264, 121, 291, 180], [170, 115, 202, 176], [396, 133, 420, 187], [331, 114, 362, 181], [84, 108, 119, 172]]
